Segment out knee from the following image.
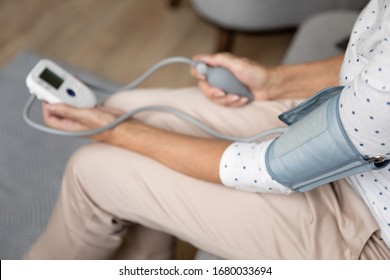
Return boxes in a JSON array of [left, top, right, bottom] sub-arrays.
[[66, 143, 104, 177], [63, 143, 113, 201], [63, 143, 142, 210]]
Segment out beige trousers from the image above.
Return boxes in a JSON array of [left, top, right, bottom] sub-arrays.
[[25, 87, 389, 259]]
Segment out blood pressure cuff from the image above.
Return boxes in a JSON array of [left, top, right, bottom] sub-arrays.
[[265, 86, 390, 192]]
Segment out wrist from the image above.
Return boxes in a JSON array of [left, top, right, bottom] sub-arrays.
[[265, 65, 310, 100], [105, 120, 141, 148], [264, 56, 343, 100]]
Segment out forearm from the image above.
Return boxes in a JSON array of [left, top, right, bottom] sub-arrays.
[[109, 120, 293, 195], [110, 120, 231, 183], [267, 54, 344, 99]]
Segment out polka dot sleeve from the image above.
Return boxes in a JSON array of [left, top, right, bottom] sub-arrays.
[[339, 31, 390, 159], [338, 0, 390, 250], [219, 140, 293, 195]]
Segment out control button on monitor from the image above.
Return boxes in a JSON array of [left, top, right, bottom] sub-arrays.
[[66, 88, 76, 97]]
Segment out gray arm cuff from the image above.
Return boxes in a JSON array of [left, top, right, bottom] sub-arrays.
[[265, 86, 389, 192]]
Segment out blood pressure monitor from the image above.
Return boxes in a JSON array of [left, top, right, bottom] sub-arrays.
[[23, 56, 257, 138], [26, 59, 97, 108]]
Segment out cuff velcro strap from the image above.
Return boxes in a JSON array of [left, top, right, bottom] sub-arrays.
[[265, 86, 389, 192]]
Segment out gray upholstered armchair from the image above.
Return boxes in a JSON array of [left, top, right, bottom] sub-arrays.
[[190, 0, 368, 51]]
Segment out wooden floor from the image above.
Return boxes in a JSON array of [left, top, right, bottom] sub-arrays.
[[0, 0, 294, 259], [0, 0, 293, 87]]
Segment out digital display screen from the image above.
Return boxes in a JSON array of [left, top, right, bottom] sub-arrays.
[[39, 68, 64, 89]]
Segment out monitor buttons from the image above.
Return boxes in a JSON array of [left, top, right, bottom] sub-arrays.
[[66, 88, 76, 97]]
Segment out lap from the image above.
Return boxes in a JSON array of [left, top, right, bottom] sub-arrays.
[[70, 142, 377, 259], [68, 87, 379, 259], [104, 87, 301, 138]]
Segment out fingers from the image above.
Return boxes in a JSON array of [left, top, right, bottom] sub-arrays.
[[198, 80, 224, 98], [42, 102, 87, 131], [41, 102, 125, 143], [190, 66, 206, 80], [193, 52, 236, 68], [41, 102, 120, 132], [191, 52, 237, 78], [192, 53, 249, 107], [198, 81, 249, 107], [44, 103, 84, 120]]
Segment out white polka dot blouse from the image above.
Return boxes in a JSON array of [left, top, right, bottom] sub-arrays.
[[219, 0, 390, 250]]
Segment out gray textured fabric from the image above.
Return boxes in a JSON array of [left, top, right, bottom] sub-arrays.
[[190, 0, 366, 30], [0, 53, 114, 259], [283, 10, 359, 64]]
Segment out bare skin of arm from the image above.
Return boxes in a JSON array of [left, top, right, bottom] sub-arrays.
[[268, 54, 344, 99], [42, 103, 230, 183], [42, 53, 344, 183]]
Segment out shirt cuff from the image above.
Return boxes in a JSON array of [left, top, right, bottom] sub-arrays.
[[219, 140, 293, 195]]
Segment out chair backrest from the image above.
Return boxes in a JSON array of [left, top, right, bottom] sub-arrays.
[[190, 0, 369, 31]]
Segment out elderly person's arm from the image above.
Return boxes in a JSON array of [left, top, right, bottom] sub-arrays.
[[41, 53, 346, 192], [42, 102, 230, 183]]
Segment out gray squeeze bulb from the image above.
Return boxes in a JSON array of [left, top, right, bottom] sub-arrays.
[[197, 63, 253, 102]]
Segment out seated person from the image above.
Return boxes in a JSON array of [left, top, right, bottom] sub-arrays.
[[25, 0, 389, 259]]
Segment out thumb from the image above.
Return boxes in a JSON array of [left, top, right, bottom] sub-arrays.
[[194, 53, 238, 69]]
